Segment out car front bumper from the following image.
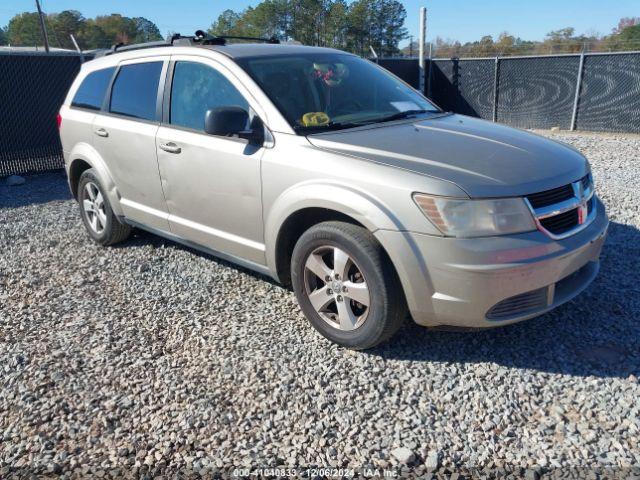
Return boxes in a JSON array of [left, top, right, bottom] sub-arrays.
[[375, 196, 609, 328]]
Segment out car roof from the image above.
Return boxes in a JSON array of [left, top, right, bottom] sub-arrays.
[[83, 43, 354, 72], [202, 43, 351, 59]]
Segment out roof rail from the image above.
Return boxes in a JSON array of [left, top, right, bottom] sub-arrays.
[[218, 35, 280, 44], [92, 30, 281, 58]]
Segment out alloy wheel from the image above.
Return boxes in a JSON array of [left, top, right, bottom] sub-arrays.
[[82, 181, 107, 234], [303, 245, 371, 331]]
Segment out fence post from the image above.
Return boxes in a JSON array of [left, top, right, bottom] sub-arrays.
[[426, 43, 433, 98], [570, 52, 586, 131], [492, 56, 500, 122], [418, 7, 426, 94]]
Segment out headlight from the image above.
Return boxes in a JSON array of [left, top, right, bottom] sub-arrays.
[[413, 194, 536, 237]]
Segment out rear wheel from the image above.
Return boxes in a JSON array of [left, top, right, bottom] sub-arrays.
[[78, 169, 131, 246], [291, 221, 406, 349]]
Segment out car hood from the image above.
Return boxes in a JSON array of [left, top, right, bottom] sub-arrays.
[[306, 114, 589, 198]]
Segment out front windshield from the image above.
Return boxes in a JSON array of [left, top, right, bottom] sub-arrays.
[[236, 53, 441, 133]]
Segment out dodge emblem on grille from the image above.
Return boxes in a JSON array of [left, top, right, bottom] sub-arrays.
[[575, 180, 588, 225], [578, 199, 588, 224]]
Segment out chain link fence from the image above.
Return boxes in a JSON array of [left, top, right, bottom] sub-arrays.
[[382, 51, 640, 134], [0, 52, 82, 178], [0, 51, 639, 178]]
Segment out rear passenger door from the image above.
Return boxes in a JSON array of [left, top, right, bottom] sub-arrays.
[[92, 57, 170, 231], [155, 56, 267, 265]]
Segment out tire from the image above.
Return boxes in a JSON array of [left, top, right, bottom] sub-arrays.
[[77, 169, 131, 246], [291, 221, 407, 349]]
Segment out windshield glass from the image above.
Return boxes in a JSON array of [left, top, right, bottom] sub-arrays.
[[236, 53, 440, 133]]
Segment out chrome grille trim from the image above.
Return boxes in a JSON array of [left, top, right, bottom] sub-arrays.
[[524, 174, 596, 240]]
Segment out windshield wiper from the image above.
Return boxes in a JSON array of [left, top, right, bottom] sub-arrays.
[[361, 109, 440, 125], [294, 121, 361, 133]]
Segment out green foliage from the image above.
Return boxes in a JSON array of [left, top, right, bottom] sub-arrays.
[[6, 12, 43, 46], [47, 10, 85, 49], [133, 17, 163, 43], [0, 26, 6, 45], [605, 22, 640, 51], [3, 10, 163, 50], [207, 0, 407, 54], [424, 19, 640, 59]]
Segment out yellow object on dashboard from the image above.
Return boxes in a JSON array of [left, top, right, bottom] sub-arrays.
[[301, 112, 330, 127]]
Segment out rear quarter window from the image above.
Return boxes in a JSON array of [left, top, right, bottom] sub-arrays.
[[109, 62, 163, 121], [71, 67, 115, 111]]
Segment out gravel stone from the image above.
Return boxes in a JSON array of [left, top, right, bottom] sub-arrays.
[[425, 451, 440, 470], [390, 447, 415, 464], [1, 131, 639, 477]]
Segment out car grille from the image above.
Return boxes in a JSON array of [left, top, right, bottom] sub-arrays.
[[486, 287, 548, 319], [540, 208, 579, 235], [525, 174, 595, 239], [526, 184, 574, 209]]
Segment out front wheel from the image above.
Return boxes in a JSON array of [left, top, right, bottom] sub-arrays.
[[291, 221, 406, 349]]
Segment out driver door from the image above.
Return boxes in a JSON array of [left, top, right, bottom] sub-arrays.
[[156, 56, 267, 265]]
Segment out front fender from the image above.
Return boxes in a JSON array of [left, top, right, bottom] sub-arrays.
[[68, 143, 124, 217], [264, 180, 404, 274]]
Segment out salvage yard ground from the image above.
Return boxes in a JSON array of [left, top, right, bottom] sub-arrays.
[[0, 131, 639, 477]]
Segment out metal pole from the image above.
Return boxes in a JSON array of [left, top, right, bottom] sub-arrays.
[[70, 34, 84, 63], [570, 52, 585, 131], [426, 42, 433, 98], [418, 7, 426, 94], [35, 0, 50, 53], [369, 45, 379, 63], [492, 56, 500, 122]]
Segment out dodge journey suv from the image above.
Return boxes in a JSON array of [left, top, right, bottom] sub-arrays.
[[59, 34, 608, 349]]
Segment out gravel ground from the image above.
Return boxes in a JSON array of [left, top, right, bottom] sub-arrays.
[[1, 131, 639, 478]]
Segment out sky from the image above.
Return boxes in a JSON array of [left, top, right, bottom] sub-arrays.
[[1, 0, 638, 46]]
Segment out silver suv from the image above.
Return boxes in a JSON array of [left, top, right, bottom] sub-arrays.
[[59, 36, 608, 349]]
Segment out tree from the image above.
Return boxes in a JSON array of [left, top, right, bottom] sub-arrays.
[[48, 10, 84, 49], [0, 26, 6, 45], [133, 17, 162, 43], [606, 22, 640, 51], [613, 17, 640, 34], [209, 9, 242, 36], [373, 0, 407, 56], [6, 12, 44, 46], [325, 0, 348, 48], [495, 32, 516, 55], [209, 0, 406, 55], [92, 14, 138, 45]]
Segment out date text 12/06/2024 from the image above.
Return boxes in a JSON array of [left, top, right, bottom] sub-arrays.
[[232, 467, 399, 477]]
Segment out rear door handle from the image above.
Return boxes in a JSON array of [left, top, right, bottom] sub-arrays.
[[94, 128, 109, 137], [159, 142, 181, 154]]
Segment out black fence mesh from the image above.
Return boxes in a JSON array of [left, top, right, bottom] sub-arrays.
[[577, 53, 640, 133], [377, 59, 419, 88], [0, 53, 81, 177], [1, 52, 640, 178], [381, 52, 640, 134], [429, 59, 495, 120], [496, 56, 580, 129]]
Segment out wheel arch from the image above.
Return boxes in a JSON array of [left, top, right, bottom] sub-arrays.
[[67, 143, 124, 217], [265, 182, 405, 287]]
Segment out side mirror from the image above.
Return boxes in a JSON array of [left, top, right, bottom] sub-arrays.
[[204, 106, 264, 145]]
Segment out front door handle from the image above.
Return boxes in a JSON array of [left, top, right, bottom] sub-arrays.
[[94, 128, 109, 137], [159, 142, 181, 154]]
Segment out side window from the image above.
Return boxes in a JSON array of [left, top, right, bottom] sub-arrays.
[[71, 67, 115, 110], [109, 62, 163, 121], [170, 61, 250, 131]]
